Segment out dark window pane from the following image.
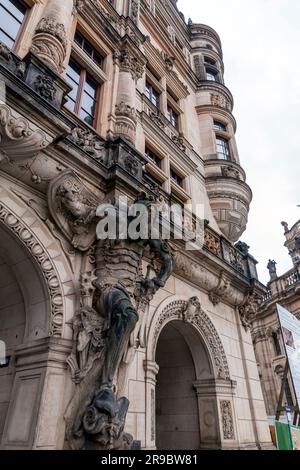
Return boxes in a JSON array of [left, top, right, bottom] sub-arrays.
[[0, 3, 25, 47], [1, 0, 26, 21], [0, 29, 14, 48], [214, 121, 226, 131], [74, 29, 103, 66], [80, 108, 94, 126], [216, 137, 230, 160], [65, 97, 76, 112], [81, 91, 96, 115], [66, 61, 81, 84], [84, 77, 97, 98]]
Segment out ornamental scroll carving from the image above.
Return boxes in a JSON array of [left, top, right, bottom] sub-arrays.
[[0, 104, 49, 164], [152, 298, 230, 380]]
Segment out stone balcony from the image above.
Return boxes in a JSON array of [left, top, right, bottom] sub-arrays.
[[205, 160, 252, 243], [261, 265, 300, 306]]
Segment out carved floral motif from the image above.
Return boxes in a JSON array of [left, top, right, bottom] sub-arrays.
[[220, 400, 235, 440]]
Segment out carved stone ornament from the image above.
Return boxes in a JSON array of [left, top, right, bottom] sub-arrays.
[[238, 289, 262, 331], [113, 48, 145, 81], [62, 192, 174, 450], [172, 135, 186, 152], [0, 104, 49, 164], [47, 169, 101, 251], [221, 165, 240, 180], [153, 298, 230, 380], [69, 127, 105, 162], [115, 102, 137, 123], [209, 271, 231, 306], [160, 51, 175, 72], [220, 400, 235, 440], [34, 17, 68, 49], [34, 74, 57, 102], [129, 0, 139, 25], [73, 0, 87, 15], [210, 93, 230, 110], [0, 198, 64, 337]]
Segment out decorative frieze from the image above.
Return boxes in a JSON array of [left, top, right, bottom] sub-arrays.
[[220, 400, 235, 440]]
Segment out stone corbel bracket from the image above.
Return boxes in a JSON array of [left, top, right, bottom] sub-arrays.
[[238, 289, 262, 331], [209, 271, 231, 306], [47, 169, 102, 251], [0, 104, 50, 164]]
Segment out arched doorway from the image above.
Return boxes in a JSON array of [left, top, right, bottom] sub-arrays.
[[0, 222, 49, 446], [155, 320, 213, 450]]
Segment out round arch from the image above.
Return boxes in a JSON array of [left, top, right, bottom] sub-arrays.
[[147, 296, 230, 381], [0, 186, 75, 339]]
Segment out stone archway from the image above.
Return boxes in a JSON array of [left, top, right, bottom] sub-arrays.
[[145, 297, 238, 450], [0, 186, 76, 449]]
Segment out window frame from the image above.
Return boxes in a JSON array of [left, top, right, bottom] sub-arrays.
[[145, 81, 160, 108], [65, 58, 101, 128], [167, 103, 179, 129], [0, 0, 29, 52], [216, 136, 231, 160]]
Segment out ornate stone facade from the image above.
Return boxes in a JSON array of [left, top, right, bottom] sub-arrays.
[[253, 219, 300, 418], [0, 0, 272, 451]]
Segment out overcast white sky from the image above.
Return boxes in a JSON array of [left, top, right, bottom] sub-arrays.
[[178, 0, 300, 284]]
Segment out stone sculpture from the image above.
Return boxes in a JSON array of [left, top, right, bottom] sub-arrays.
[[49, 173, 174, 449]]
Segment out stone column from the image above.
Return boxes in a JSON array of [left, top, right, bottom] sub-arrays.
[[31, 0, 75, 73], [114, 43, 145, 143], [143, 360, 159, 450]]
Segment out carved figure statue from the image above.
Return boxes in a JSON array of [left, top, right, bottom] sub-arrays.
[[55, 179, 174, 450]]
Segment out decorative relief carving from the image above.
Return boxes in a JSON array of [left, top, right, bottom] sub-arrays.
[[238, 290, 262, 331], [220, 400, 235, 440], [153, 298, 230, 380], [48, 170, 101, 251], [56, 189, 174, 450], [34, 17, 68, 49], [73, 0, 87, 15], [172, 135, 186, 152], [149, 110, 166, 129], [0, 202, 64, 336], [204, 229, 221, 256], [129, 0, 139, 24], [113, 48, 145, 81], [34, 74, 57, 102], [0, 104, 49, 164], [69, 127, 105, 162], [221, 165, 241, 180], [123, 154, 139, 176], [210, 93, 230, 110], [160, 51, 175, 72], [209, 271, 231, 306], [115, 101, 137, 123]]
